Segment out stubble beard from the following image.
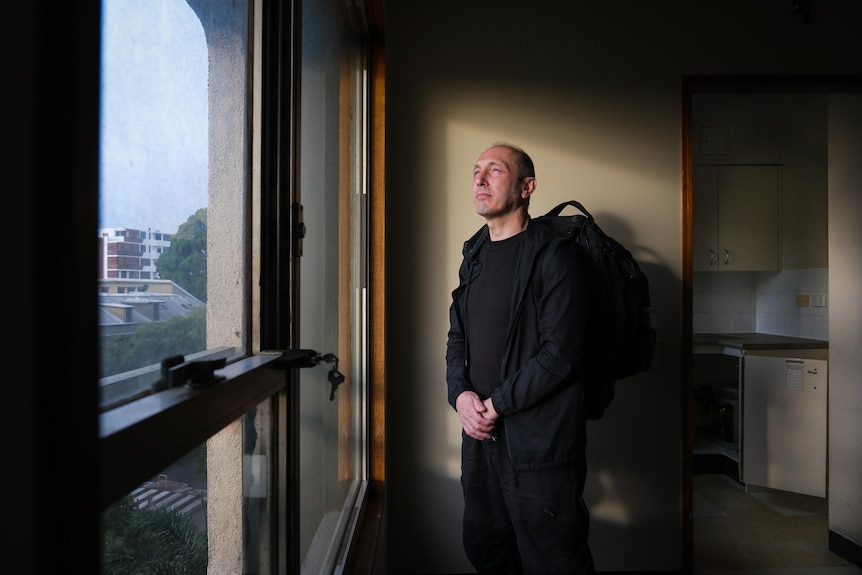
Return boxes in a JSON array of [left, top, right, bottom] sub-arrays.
[[473, 187, 492, 217], [473, 183, 521, 219]]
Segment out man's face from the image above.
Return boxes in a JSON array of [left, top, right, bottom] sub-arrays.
[[472, 146, 529, 219]]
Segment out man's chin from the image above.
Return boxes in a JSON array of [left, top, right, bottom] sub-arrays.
[[474, 201, 491, 216]]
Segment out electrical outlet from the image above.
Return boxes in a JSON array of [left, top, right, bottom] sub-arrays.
[[811, 293, 827, 307], [796, 294, 810, 307]]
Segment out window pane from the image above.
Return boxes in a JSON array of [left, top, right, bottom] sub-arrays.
[[101, 444, 210, 575], [98, 0, 258, 571], [100, 402, 274, 574], [298, 0, 368, 571], [97, 0, 247, 408]]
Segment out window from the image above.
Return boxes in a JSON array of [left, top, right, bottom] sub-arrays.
[[97, 0, 380, 573], [294, 2, 370, 570], [98, 0, 226, 392]]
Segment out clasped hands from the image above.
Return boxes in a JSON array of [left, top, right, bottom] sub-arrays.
[[456, 390, 499, 441]]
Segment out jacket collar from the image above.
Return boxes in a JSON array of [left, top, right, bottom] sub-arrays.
[[463, 215, 557, 261]]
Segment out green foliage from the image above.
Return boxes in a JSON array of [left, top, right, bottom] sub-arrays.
[[101, 497, 207, 575], [157, 208, 208, 302], [100, 307, 206, 378]]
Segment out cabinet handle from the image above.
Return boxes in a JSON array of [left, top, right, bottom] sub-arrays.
[[709, 249, 716, 266], [724, 248, 730, 265]]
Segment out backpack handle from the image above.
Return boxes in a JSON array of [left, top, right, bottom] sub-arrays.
[[546, 200, 594, 222]]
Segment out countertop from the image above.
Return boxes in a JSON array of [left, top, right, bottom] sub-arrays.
[[693, 332, 828, 351]]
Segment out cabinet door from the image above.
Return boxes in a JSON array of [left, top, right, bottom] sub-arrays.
[[742, 356, 827, 497], [693, 165, 719, 271], [718, 165, 779, 271]]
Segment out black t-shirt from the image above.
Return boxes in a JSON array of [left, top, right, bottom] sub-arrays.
[[466, 232, 523, 399]]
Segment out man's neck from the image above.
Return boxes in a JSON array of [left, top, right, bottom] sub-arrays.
[[485, 210, 529, 242]]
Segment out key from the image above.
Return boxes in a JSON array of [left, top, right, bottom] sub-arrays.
[[328, 368, 345, 401]]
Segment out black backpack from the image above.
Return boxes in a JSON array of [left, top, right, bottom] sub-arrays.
[[534, 200, 656, 419]]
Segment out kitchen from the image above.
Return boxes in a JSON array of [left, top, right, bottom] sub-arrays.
[[690, 91, 838, 570]]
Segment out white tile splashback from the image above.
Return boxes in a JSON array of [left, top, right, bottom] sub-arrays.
[[693, 268, 828, 341]]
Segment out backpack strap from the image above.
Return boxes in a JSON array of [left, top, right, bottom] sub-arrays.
[[545, 200, 594, 221]]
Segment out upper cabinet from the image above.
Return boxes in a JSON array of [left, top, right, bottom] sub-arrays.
[[692, 94, 829, 271], [694, 164, 779, 272], [776, 98, 828, 269]]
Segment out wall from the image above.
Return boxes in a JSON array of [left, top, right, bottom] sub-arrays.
[[828, 93, 862, 555], [384, 1, 862, 573], [693, 268, 829, 340]]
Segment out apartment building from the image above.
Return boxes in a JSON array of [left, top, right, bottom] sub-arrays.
[[98, 226, 173, 280]]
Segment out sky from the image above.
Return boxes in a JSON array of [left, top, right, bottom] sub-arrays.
[[99, 0, 208, 234]]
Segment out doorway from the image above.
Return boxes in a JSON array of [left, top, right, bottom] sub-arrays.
[[682, 76, 862, 574]]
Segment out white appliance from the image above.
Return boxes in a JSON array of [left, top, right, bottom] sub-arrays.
[[741, 353, 828, 497]]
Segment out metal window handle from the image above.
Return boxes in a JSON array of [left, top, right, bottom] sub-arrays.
[[278, 349, 345, 401], [152, 355, 227, 391]]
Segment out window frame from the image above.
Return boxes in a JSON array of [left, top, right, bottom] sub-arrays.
[[92, 0, 387, 573], [98, 352, 286, 510]]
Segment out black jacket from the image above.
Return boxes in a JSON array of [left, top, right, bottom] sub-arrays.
[[446, 217, 589, 470]]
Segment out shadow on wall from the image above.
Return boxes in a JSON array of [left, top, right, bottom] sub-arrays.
[[583, 258, 682, 571]]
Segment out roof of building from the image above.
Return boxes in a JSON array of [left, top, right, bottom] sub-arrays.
[[98, 280, 204, 327]]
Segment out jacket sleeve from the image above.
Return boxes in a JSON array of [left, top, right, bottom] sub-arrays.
[[490, 238, 588, 416], [446, 251, 475, 409], [445, 296, 471, 409]]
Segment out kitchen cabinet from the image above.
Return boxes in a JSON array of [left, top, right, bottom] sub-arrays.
[[777, 96, 829, 269], [693, 164, 779, 272], [692, 352, 740, 468], [693, 335, 828, 496], [741, 352, 827, 497]]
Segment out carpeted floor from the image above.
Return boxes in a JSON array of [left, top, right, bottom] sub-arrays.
[[693, 473, 855, 572]]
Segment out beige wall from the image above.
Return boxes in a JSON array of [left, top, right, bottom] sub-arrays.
[[828, 94, 862, 549], [383, 1, 862, 572]]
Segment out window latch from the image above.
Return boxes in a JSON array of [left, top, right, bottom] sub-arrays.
[[152, 355, 227, 391], [278, 349, 345, 401], [292, 202, 306, 257]]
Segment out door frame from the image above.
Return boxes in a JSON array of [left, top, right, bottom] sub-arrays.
[[681, 74, 862, 575]]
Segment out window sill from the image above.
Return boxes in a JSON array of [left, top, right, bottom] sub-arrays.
[[341, 481, 385, 575]]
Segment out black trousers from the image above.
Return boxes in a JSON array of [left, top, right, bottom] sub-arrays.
[[460, 426, 595, 575]]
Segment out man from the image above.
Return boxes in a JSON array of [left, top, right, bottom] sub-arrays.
[[446, 143, 595, 574]]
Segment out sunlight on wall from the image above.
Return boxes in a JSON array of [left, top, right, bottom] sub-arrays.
[[435, 83, 673, 263], [589, 471, 634, 525]]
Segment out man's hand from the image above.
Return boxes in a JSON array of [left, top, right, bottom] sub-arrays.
[[482, 396, 499, 421], [456, 391, 496, 440]]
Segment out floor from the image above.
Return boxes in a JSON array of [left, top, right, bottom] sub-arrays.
[[695, 567, 862, 575], [693, 468, 861, 575], [695, 566, 862, 575], [691, 426, 861, 575]]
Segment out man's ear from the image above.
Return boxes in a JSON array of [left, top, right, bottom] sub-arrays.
[[521, 177, 537, 199]]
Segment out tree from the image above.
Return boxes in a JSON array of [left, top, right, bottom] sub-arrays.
[[100, 308, 206, 378], [101, 496, 208, 575], [157, 208, 207, 302]]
